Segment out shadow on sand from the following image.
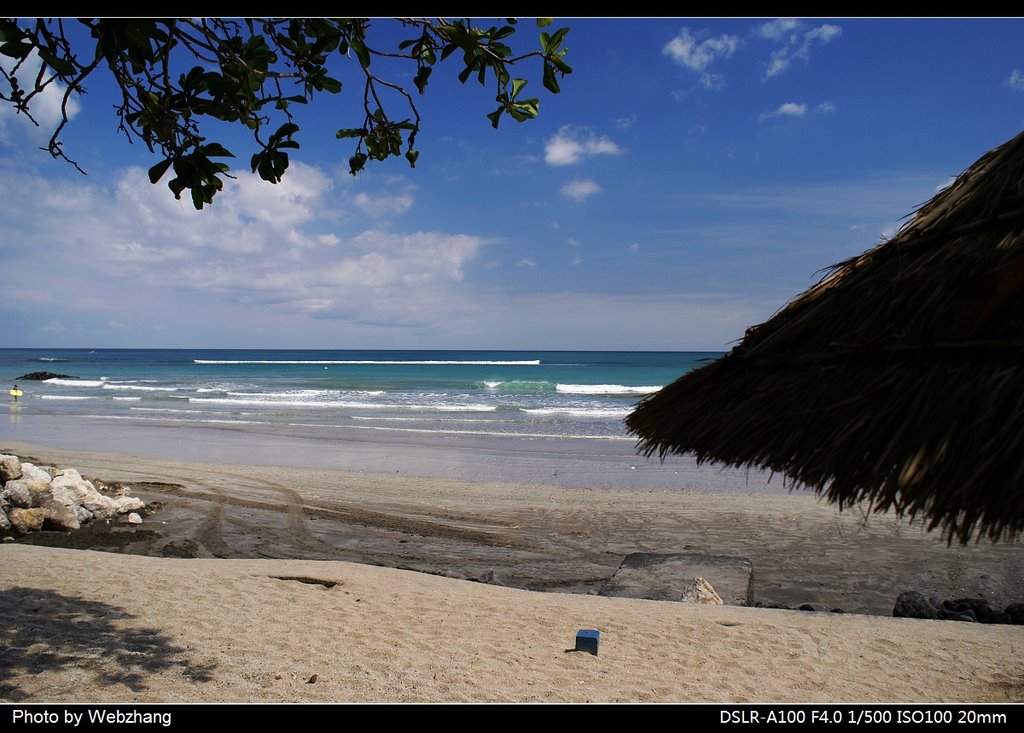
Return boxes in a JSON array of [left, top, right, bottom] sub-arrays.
[[0, 586, 215, 701]]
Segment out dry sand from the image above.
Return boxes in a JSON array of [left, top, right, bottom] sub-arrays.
[[2, 441, 1023, 703]]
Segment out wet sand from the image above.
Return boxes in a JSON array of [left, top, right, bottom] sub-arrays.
[[3, 440, 1024, 703], [4, 440, 1023, 615]]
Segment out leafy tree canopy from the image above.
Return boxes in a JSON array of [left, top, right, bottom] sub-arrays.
[[0, 17, 572, 209]]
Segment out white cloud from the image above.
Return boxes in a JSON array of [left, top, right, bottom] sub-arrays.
[[662, 28, 741, 73], [699, 72, 725, 90], [759, 102, 808, 121], [353, 190, 415, 218], [629, 243, 641, 253], [0, 163, 494, 332], [560, 178, 602, 202], [571, 256, 583, 266], [759, 101, 835, 122], [544, 126, 622, 166], [758, 18, 801, 42], [517, 258, 537, 268], [760, 20, 842, 79], [0, 49, 82, 135], [567, 237, 581, 247], [38, 320, 65, 333], [615, 114, 637, 132], [806, 24, 842, 44], [1008, 69, 1024, 91]]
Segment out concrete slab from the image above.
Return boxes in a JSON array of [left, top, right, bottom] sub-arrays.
[[599, 552, 754, 606]]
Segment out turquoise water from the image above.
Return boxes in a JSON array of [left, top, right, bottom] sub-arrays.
[[2, 349, 719, 441]]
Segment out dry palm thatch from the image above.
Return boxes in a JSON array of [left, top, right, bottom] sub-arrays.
[[627, 130, 1024, 544]]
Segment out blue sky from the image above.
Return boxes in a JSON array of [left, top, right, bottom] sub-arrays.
[[2, 17, 1024, 350]]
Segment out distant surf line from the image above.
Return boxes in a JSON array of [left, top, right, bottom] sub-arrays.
[[194, 359, 542, 366]]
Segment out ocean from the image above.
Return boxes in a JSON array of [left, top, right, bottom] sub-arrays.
[[1, 348, 784, 491], [2, 349, 717, 441]]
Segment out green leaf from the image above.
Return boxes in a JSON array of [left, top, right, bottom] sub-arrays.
[[542, 65, 560, 94], [486, 108, 502, 129], [405, 149, 419, 167], [414, 65, 432, 95], [36, 47, 75, 76], [509, 99, 539, 122], [147, 158, 172, 184], [270, 122, 299, 142], [350, 38, 371, 69], [168, 178, 186, 199], [348, 153, 367, 175], [316, 76, 342, 94], [510, 78, 527, 99], [199, 143, 234, 158], [190, 185, 206, 210], [336, 128, 364, 140], [546, 27, 569, 52], [536, 18, 553, 27]]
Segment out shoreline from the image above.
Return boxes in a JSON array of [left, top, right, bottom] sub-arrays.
[[2, 440, 1024, 702], [1, 409, 786, 491], [3, 440, 1023, 615]]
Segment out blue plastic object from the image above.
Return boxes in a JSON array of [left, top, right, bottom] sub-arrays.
[[575, 629, 600, 655]]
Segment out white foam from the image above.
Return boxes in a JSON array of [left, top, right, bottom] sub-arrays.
[[522, 407, 631, 418], [289, 422, 630, 441], [194, 359, 541, 366], [40, 395, 93, 400], [44, 378, 106, 387], [555, 384, 661, 395], [112, 396, 142, 401], [103, 383, 178, 392]]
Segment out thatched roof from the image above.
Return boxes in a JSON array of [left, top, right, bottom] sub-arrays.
[[627, 130, 1024, 544]]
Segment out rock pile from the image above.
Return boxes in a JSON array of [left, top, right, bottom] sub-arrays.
[[14, 371, 74, 380], [1, 453, 145, 537], [893, 590, 1024, 624]]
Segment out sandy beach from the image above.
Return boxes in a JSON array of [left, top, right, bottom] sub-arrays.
[[2, 440, 1024, 702]]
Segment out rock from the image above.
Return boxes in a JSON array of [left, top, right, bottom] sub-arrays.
[[51, 469, 89, 497], [950, 597, 1000, 623], [27, 482, 82, 532], [40, 500, 80, 531], [1005, 603, 1024, 625], [112, 496, 145, 514], [938, 609, 977, 622], [19, 463, 52, 484], [0, 454, 22, 482], [0, 506, 10, 533], [46, 482, 81, 511], [798, 604, 816, 612], [125, 512, 143, 525], [8, 507, 47, 535], [82, 492, 119, 521], [75, 505, 93, 523], [988, 611, 1013, 625], [1, 479, 36, 509], [680, 576, 724, 605], [601, 553, 753, 605], [893, 591, 938, 619], [15, 371, 74, 380]]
